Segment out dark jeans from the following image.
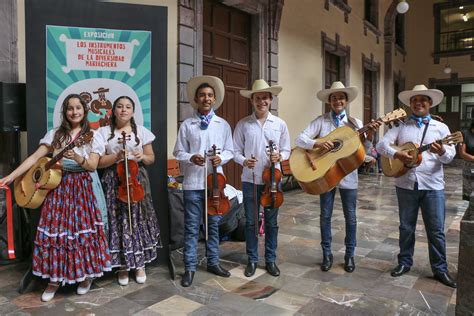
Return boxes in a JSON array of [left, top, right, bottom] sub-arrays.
[[396, 185, 448, 273], [319, 188, 357, 257], [183, 190, 220, 271], [242, 182, 279, 263]]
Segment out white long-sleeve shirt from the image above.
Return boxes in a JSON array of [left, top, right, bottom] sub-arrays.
[[295, 112, 372, 190], [173, 112, 234, 190], [233, 112, 291, 184], [376, 118, 455, 190]]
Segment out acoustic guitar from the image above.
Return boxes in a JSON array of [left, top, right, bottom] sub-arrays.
[[289, 109, 407, 195], [381, 131, 463, 177], [13, 131, 94, 209]]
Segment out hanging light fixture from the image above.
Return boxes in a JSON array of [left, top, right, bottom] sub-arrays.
[[396, 0, 409, 14]]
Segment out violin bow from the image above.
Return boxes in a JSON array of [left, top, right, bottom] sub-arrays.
[[251, 154, 258, 237], [120, 132, 133, 235], [204, 150, 208, 241]]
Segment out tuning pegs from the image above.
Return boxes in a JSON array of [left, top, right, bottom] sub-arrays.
[[387, 123, 393, 129], [394, 121, 399, 127]]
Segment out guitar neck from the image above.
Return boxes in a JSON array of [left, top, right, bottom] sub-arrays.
[[44, 142, 76, 170]]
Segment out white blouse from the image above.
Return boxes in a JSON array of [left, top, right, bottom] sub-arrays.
[[39, 128, 104, 159], [97, 125, 155, 161]]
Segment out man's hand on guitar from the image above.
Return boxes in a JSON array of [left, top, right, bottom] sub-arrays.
[[313, 141, 334, 151], [191, 154, 205, 166], [430, 142, 446, 156], [394, 151, 414, 164], [244, 157, 258, 169], [366, 120, 382, 141]]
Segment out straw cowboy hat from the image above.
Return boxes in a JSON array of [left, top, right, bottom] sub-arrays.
[[317, 81, 358, 103], [398, 84, 444, 107], [240, 79, 283, 99], [186, 75, 225, 110]]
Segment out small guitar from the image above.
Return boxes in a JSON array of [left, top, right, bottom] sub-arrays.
[[13, 131, 94, 209], [290, 108, 407, 195], [381, 131, 463, 177]]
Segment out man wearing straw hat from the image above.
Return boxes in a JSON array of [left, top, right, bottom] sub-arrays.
[[295, 81, 379, 273], [233, 79, 291, 277], [173, 76, 234, 287], [376, 85, 457, 288]]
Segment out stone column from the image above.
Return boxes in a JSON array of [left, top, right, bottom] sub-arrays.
[[457, 187, 474, 315]]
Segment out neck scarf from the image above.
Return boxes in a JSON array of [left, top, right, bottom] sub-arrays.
[[410, 114, 431, 128], [198, 108, 215, 130], [331, 110, 346, 127]]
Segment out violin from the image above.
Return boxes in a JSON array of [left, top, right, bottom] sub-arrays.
[[206, 144, 230, 216], [117, 131, 145, 204], [260, 140, 284, 209]]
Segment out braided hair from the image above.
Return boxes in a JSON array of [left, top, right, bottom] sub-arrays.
[[108, 96, 140, 146], [52, 94, 90, 149]]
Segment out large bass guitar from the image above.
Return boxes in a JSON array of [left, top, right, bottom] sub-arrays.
[[289, 109, 407, 195], [13, 131, 93, 209], [381, 131, 463, 177]]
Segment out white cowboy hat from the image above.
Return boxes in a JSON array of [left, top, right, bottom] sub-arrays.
[[316, 81, 358, 103], [240, 79, 283, 99], [186, 75, 225, 110], [398, 84, 444, 107]]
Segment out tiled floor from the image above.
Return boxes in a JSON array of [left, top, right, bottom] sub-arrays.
[[0, 166, 466, 315]]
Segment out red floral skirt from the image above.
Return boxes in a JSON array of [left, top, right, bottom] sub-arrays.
[[32, 171, 112, 285]]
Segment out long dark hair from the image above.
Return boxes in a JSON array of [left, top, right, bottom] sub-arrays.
[[108, 96, 140, 146], [51, 94, 90, 149]]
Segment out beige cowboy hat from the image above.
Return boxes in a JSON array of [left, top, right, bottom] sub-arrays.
[[398, 84, 444, 107], [186, 75, 225, 110], [240, 79, 283, 99], [317, 81, 358, 103]]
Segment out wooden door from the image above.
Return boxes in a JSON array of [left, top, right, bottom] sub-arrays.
[[324, 52, 341, 113], [432, 85, 461, 132], [363, 68, 374, 125], [203, 0, 251, 189]]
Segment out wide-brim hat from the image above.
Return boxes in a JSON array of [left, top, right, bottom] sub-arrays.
[[316, 81, 358, 103], [240, 79, 283, 99], [187, 76, 225, 110], [93, 87, 109, 94], [398, 84, 444, 108]]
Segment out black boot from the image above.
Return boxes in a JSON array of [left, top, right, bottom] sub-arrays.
[[344, 256, 355, 273], [390, 264, 410, 277], [207, 264, 231, 277], [244, 262, 257, 277], [265, 262, 280, 277], [321, 254, 333, 272], [181, 271, 195, 287]]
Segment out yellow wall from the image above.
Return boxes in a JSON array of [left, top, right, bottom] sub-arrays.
[[405, 0, 474, 88], [16, 0, 178, 157], [279, 0, 395, 145]]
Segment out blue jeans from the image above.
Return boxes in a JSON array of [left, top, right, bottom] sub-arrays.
[[242, 182, 279, 263], [183, 190, 220, 271], [396, 185, 448, 273], [319, 188, 357, 257]]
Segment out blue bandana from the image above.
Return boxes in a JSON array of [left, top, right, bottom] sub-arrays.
[[410, 114, 431, 128], [199, 109, 214, 130], [331, 110, 346, 127]]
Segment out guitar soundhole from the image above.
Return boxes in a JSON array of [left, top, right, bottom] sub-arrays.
[[33, 169, 42, 183], [331, 140, 343, 152]]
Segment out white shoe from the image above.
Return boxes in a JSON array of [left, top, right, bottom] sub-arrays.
[[118, 270, 129, 286], [135, 269, 146, 284], [41, 283, 59, 302], [77, 278, 93, 295]]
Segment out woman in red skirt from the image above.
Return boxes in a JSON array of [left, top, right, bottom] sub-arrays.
[[0, 94, 111, 302]]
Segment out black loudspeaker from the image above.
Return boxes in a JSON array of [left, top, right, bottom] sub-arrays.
[[0, 83, 26, 131]]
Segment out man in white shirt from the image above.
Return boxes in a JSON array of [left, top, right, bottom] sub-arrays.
[[295, 81, 378, 273], [376, 85, 457, 288], [173, 76, 234, 287], [233, 79, 291, 277]]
